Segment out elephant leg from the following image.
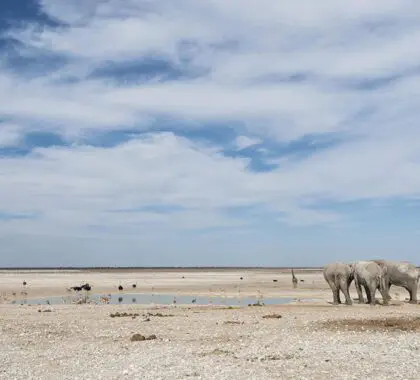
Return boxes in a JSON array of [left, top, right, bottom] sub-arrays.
[[355, 278, 365, 304], [379, 288, 389, 305], [328, 280, 340, 305], [335, 287, 342, 304], [407, 283, 418, 304], [364, 284, 372, 304], [339, 279, 352, 305], [368, 283, 377, 306], [379, 277, 389, 306], [385, 282, 392, 300], [411, 283, 418, 304]]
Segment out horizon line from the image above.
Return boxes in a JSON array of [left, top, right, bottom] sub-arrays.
[[0, 266, 323, 270]]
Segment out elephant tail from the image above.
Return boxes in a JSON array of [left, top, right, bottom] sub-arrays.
[[333, 272, 341, 283]]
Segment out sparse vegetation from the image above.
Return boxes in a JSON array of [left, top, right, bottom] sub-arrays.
[[320, 317, 420, 332]]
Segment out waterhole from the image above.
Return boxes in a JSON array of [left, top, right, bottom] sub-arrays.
[[11, 293, 293, 306]]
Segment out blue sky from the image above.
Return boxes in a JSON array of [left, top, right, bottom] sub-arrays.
[[1, 0, 420, 267]]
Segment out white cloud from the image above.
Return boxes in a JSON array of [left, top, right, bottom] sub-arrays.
[[0, 132, 338, 236], [1, 131, 419, 236], [1, 0, 419, 143], [234, 135, 262, 150], [0, 124, 22, 147], [2, 0, 419, 142], [1, 1, 420, 264]]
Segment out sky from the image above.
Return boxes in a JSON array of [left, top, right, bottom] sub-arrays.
[[1, 0, 420, 267]]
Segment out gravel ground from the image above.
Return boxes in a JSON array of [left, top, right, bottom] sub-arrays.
[[1, 269, 420, 379], [2, 302, 420, 380]]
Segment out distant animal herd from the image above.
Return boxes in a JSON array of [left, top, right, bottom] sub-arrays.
[[323, 259, 419, 306]]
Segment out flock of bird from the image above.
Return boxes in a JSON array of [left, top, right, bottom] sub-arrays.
[[65, 282, 139, 293], [69, 283, 91, 292]]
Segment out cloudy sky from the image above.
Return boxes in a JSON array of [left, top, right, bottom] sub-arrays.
[[1, 0, 420, 267]]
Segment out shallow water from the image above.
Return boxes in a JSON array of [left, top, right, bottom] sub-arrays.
[[10, 293, 293, 306]]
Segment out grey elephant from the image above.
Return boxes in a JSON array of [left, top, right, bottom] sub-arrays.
[[353, 261, 389, 306], [373, 260, 419, 304], [323, 262, 353, 305]]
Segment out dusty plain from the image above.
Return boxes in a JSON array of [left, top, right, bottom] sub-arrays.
[[1, 268, 420, 379]]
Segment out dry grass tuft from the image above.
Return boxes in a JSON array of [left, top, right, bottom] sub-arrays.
[[262, 313, 282, 319], [320, 316, 420, 332], [145, 312, 174, 317], [110, 312, 139, 318], [199, 348, 232, 357], [223, 320, 244, 325]]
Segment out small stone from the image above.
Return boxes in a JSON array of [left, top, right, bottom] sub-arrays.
[[130, 334, 146, 342]]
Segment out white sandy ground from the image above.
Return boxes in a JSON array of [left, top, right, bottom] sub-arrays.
[[1, 269, 420, 379]]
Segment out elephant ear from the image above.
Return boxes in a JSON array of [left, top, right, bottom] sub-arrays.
[[375, 260, 386, 268]]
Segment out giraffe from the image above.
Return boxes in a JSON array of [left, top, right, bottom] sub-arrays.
[[292, 269, 298, 288]]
